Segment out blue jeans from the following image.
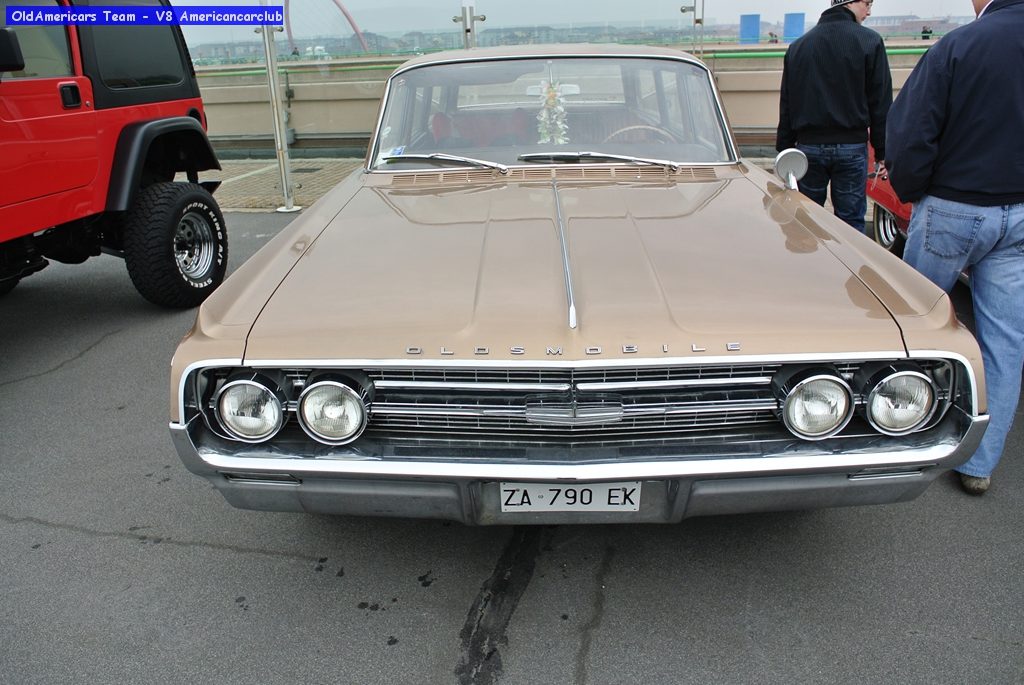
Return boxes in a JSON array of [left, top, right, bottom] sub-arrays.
[[796, 143, 868, 233], [904, 195, 1024, 478]]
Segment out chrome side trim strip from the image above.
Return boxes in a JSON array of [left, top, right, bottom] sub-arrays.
[[847, 471, 923, 481], [551, 180, 577, 329], [576, 377, 773, 392], [374, 381, 571, 392], [223, 474, 301, 487]]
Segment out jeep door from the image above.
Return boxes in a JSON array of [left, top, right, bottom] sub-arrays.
[[0, 0, 99, 233]]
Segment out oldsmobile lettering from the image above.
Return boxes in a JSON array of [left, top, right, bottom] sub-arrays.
[[402, 342, 741, 356]]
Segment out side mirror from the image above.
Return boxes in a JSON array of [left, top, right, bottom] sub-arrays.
[[0, 28, 26, 74], [774, 148, 808, 191]]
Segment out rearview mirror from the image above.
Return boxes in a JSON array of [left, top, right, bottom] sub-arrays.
[[0, 28, 25, 74], [525, 83, 581, 97]]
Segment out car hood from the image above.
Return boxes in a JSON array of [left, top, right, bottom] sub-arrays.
[[244, 175, 911, 361]]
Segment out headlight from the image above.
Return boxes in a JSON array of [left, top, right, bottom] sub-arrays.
[[778, 372, 853, 440], [298, 380, 367, 444], [215, 377, 285, 442], [866, 370, 936, 435]]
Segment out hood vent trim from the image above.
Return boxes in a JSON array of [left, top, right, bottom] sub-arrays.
[[390, 165, 719, 186]]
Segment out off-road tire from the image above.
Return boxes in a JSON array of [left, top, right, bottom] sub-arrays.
[[122, 182, 227, 308], [0, 278, 18, 297]]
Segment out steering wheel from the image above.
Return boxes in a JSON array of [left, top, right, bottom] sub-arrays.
[[602, 125, 679, 144]]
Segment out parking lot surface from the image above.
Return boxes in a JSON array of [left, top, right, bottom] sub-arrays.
[[1, 199, 1021, 683], [196, 157, 364, 209]]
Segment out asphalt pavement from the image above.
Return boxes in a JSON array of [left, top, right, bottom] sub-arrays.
[[0, 182, 1021, 683], [196, 156, 364, 210]]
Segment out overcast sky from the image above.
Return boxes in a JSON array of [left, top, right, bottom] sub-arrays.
[[180, 0, 980, 43]]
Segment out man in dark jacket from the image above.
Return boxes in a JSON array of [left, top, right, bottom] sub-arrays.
[[886, 0, 1024, 496], [776, 0, 892, 233]]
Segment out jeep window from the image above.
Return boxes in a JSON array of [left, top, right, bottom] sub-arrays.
[[0, 0, 72, 79], [91, 0, 184, 88]]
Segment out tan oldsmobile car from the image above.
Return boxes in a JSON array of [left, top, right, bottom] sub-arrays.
[[170, 45, 988, 524]]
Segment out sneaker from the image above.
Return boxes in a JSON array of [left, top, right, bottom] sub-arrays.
[[958, 473, 991, 496]]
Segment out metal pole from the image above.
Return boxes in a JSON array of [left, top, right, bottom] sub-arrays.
[[699, 0, 706, 57], [462, 3, 474, 48], [452, 1, 485, 49], [680, 4, 696, 54], [259, 25, 301, 213]]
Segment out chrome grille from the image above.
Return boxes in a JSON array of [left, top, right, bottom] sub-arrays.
[[370, 406, 777, 439], [191, 359, 958, 450], [363, 365, 782, 444]]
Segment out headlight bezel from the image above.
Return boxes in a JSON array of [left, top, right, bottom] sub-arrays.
[[863, 367, 938, 436], [774, 367, 855, 441], [213, 375, 286, 443], [297, 376, 369, 445]]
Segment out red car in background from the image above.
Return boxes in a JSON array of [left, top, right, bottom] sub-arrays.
[[867, 147, 911, 255]]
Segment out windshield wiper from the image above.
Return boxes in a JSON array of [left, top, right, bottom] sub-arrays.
[[518, 151, 680, 172], [382, 153, 508, 174]]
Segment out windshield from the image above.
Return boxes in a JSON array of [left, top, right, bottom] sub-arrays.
[[371, 56, 733, 171]]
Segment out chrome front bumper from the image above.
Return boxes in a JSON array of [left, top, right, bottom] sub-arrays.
[[170, 409, 987, 524]]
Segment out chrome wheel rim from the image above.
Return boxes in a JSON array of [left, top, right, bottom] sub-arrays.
[[873, 204, 899, 250], [174, 210, 215, 281]]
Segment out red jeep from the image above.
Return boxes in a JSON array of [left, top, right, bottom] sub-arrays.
[[0, 0, 226, 307]]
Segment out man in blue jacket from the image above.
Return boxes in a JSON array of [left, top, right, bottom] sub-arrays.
[[886, 0, 1024, 495], [776, 0, 891, 233]]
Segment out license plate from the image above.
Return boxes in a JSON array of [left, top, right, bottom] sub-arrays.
[[499, 481, 641, 512]]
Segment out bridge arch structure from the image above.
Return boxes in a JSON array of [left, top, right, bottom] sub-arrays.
[[283, 0, 370, 54]]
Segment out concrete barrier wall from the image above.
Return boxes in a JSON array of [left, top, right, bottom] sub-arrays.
[[202, 80, 385, 137], [715, 65, 914, 129], [195, 46, 923, 154]]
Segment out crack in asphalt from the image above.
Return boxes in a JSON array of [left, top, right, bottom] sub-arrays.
[[1, 513, 315, 562], [574, 544, 615, 685], [0, 329, 124, 388], [455, 526, 556, 685]]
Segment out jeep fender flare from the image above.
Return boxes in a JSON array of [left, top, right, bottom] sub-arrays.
[[106, 117, 221, 212]]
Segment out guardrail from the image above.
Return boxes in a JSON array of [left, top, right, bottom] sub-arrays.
[[190, 33, 942, 68], [196, 44, 923, 159]]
